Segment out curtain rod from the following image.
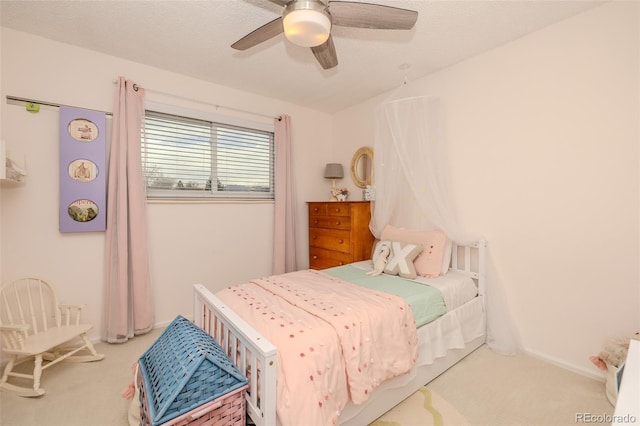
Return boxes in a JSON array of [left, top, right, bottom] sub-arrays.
[[6, 95, 114, 116], [7, 87, 283, 122], [112, 80, 282, 122]]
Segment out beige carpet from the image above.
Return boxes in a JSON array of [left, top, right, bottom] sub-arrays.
[[370, 386, 469, 426], [0, 330, 614, 426]]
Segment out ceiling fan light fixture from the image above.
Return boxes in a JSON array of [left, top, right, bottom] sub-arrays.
[[283, 1, 331, 48]]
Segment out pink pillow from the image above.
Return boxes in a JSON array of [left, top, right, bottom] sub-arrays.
[[380, 225, 448, 278]]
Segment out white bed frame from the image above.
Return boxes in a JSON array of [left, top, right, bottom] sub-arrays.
[[193, 240, 486, 426]]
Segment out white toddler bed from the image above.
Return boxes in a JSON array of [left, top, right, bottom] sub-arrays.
[[193, 239, 486, 426]]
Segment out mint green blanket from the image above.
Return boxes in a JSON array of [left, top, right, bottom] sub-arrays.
[[323, 265, 446, 327]]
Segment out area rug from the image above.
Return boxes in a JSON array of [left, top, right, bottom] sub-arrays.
[[369, 387, 469, 426]]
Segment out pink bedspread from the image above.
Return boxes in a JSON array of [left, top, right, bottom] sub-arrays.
[[216, 269, 418, 426]]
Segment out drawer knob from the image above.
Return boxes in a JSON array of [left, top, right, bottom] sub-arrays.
[[335, 208, 341, 213], [314, 207, 320, 212], [313, 255, 318, 260], [314, 220, 319, 225], [339, 239, 344, 244], [335, 221, 340, 225]]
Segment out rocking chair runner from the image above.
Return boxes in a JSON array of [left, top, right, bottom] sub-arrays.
[[0, 277, 104, 397]]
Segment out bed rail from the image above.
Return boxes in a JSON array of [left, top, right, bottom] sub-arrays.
[[193, 284, 277, 426], [449, 240, 486, 299]]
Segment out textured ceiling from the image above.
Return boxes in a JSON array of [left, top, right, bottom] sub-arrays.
[[1, 0, 605, 113]]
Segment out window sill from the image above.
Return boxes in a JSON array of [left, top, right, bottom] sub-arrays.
[[146, 198, 275, 205]]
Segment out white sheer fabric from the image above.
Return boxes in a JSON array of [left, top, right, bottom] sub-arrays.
[[372, 92, 519, 355], [371, 94, 464, 240]]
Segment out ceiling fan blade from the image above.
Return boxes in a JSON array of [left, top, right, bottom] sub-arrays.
[[231, 17, 284, 50], [311, 35, 338, 70], [265, 0, 291, 5], [328, 1, 418, 30]]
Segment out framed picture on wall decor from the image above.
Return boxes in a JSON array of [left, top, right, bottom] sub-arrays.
[[67, 118, 99, 142], [59, 106, 106, 233], [68, 159, 98, 182]]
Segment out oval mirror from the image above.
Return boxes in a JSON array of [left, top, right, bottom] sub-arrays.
[[350, 146, 373, 189]]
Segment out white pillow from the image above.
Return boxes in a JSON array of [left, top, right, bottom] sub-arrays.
[[372, 240, 392, 265]]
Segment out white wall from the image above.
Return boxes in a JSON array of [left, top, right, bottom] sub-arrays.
[[0, 28, 332, 337], [333, 1, 640, 377], [2, 1, 638, 380]]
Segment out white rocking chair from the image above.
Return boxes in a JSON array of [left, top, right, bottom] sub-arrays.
[[0, 277, 104, 397]]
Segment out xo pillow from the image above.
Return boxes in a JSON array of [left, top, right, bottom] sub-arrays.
[[384, 241, 423, 279], [381, 225, 449, 278]]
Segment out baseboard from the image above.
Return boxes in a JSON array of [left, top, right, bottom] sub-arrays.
[[88, 316, 191, 345], [522, 347, 605, 382], [154, 315, 193, 329]]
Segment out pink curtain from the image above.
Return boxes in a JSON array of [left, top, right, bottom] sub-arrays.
[[103, 77, 154, 343], [272, 115, 297, 274]]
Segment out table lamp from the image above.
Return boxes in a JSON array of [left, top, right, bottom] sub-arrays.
[[324, 163, 344, 201]]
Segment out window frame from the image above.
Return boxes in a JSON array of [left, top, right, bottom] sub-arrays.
[[142, 101, 275, 202]]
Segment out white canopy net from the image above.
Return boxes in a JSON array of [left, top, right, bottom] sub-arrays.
[[372, 91, 519, 354]]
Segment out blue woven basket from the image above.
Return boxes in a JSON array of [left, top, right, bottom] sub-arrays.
[[138, 315, 248, 426]]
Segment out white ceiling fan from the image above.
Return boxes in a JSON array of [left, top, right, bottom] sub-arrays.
[[231, 0, 418, 70]]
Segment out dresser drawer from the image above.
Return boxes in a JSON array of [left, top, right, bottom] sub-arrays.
[[309, 247, 352, 269], [309, 227, 351, 253], [309, 215, 351, 230], [309, 202, 351, 217], [308, 203, 328, 216], [326, 203, 350, 217]]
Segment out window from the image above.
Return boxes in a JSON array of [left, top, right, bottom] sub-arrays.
[[142, 109, 274, 200]]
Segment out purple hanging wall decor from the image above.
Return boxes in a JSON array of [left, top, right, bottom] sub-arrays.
[[59, 106, 106, 233]]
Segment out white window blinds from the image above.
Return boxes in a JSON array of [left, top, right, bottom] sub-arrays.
[[142, 110, 274, 200]]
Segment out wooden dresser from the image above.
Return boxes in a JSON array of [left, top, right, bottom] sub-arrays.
[[307, 201, 374, 269]]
